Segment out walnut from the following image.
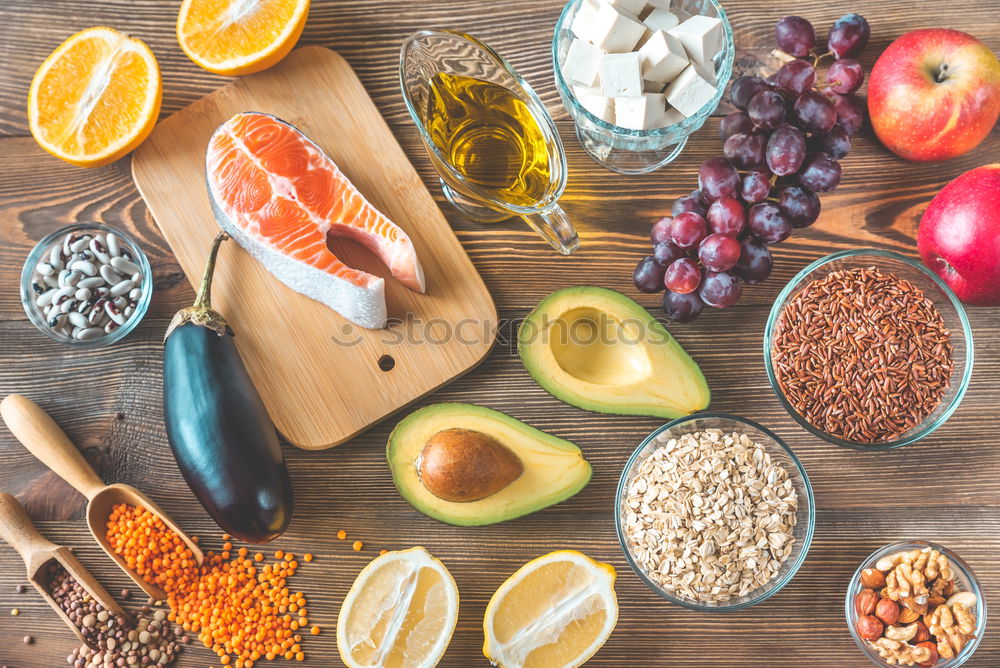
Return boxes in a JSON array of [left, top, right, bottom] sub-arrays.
[[929, 575, 954, 598], [927, 602, 976, 659], [886, 562, 929, 607], [869, 637, 933, 666]]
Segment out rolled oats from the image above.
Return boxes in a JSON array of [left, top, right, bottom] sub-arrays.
[[622, 429, 798, 603]]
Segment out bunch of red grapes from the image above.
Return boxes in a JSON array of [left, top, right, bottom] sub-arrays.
[[633, 13, 871, 322]]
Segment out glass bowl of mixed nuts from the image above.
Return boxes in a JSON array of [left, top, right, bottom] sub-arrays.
[[615, 412, 815, 610], [764, 249, 973, 451], [846, 541, 986, 667], [20, 223, 152, 347]]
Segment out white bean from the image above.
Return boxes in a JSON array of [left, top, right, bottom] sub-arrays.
[[111, 256, 139, 275], [70, 236, 91, 253], [110, 280, 134, 297], [77, 276, 104, 289], [49, 244, 64, 268], [128, 287, 142, 300], [68, 312, 89, 329], [70, 260, 97, 276], [100, 265, 122, 284], [105, 302, 125, 325], [75, 327, 104, 341], [53, 285, 75, 302], [59, 299, 77, 314], [37, 262, 55, 276], [36, 289, 57, 307], [43, 275, 59, 288], [75, 287, 92, 301], [106, 233, 120, 257]]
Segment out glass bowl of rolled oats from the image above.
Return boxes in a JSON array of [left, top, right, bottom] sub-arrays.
[[846, 541, 986, 667], [615, 413, 814, 610]]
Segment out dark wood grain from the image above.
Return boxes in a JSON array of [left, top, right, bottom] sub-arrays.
[[1, 1, 999, 666]]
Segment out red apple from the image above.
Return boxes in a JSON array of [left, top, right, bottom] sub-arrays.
[[918, 164, 1000, 305], [868, 29, 1000, 161]]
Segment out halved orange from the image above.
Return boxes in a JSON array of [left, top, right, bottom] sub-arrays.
[[177, 0, 310, 76], [28, 27, 162, 167]]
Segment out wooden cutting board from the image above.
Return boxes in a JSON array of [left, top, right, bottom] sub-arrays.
[[132, 46, 497, 450]]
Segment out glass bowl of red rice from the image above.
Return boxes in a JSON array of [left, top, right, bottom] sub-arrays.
[[763, 249, 973, 450]]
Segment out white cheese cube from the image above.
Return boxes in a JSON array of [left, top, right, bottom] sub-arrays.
[[646, 0, 672, 9], [663, 105, 685, 125], [614, 93, 670, 130], [599, 52, 644, 97], [570, 1, 597, 39], [638, 30, 687, 83], [665, 64, 716, 117], [643, 8, 679, 32], [668, 15, 724, 65], [585, 3, 647, 53], [606, 0, 647, 15], [563, 38, 605, 87], [692, 59, 717, 86], [574, 85, 615, 123]]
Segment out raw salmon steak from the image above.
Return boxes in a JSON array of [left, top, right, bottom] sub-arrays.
[[206, 112, 425, 329]]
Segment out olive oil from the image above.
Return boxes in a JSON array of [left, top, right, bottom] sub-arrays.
[[424, 72, 551, 208]]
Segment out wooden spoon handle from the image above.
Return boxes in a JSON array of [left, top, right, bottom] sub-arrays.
[[0, 493, 57, 565], [0, 395, 105, 501]]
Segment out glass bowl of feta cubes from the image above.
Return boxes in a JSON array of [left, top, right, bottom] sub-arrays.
[[553, 0, 734, 174]]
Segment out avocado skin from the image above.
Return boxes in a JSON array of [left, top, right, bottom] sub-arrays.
[[517, 286, 711, 418], [387, 403, 591, 526], [164, 321, 294, 543]]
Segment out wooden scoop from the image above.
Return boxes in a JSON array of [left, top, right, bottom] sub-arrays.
[[0, 394, 203, 600], [0, 492, 124, 647]]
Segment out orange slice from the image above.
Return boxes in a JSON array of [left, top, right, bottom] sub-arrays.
[[28, 27, 162, 167], [176, 0, 310, 76]]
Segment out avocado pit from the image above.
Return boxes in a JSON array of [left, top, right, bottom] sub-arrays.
[[418, 428, 524, 502]]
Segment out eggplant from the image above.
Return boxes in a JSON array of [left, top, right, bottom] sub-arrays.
[[163, 232, 293, 543]]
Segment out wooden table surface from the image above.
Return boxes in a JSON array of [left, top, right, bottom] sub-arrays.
[[1, 1, 998, 666]]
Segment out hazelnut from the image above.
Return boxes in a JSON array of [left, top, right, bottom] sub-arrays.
[[913, 621, 931, 644], [860, 568, 887, 590], [876, 598, 900, 625], [916, 641, 939, 667], [855, 589, 878, 616], [856, 615, 884, 642]]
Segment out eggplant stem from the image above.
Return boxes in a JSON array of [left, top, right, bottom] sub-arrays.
[[193, 232, 229, 310], [164, 232, 232, 341]]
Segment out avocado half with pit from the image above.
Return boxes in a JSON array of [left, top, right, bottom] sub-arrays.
[[518, 286, 710, 418], [387, 403, 592, 526]]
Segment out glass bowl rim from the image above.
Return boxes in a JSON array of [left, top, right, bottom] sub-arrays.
[[762, 248, 974, 451], [20, 222, 153, 348], [844, 539, 987, 668], [398, 27, 568, 214], [551, 0, 735, 138], [614, 411, 816, 611]]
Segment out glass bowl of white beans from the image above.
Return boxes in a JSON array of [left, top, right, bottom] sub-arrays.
[[20, 223, 152, 347]]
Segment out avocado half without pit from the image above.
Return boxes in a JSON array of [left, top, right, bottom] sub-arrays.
[[387, 404, 592, 526], [517, 286, 710, 418]]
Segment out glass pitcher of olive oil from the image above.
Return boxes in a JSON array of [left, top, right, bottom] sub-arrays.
[[400, 30, 579, 255]]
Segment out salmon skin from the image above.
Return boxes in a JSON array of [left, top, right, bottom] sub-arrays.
[[206, 112, 425, 329]]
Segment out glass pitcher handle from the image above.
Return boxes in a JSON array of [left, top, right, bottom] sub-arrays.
[[522, 204, 579, 255]]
